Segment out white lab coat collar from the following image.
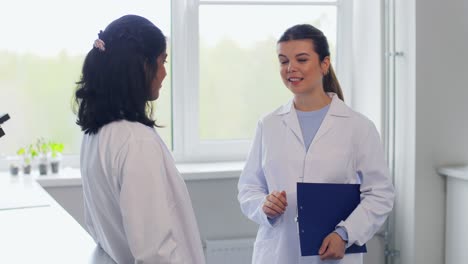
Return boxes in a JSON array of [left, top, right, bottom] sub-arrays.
[[275, 92, 351, 117], [275, 93, 351, 147]]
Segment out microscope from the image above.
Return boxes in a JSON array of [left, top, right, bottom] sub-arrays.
[[0, 113, 10, 138]]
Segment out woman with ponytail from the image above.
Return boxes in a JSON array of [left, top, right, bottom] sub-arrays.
[[238, 24, 394, 264]]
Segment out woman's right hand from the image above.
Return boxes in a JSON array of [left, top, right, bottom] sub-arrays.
[[262, 190, 288, 219]]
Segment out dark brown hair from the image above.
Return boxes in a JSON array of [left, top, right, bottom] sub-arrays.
[[74, 15, 166, 134]]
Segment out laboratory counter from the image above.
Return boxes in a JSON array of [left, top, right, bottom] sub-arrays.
[[0, 173, 116, 264]]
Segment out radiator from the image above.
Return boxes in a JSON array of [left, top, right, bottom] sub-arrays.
[[205, 238, 255, 264]]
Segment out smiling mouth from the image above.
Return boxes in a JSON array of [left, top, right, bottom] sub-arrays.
[[288, 77, 304, 82]]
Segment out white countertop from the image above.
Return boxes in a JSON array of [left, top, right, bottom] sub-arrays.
[[0, 175, 50, 210], [437, 165, 468, 181], [0, 172, 116, 263]]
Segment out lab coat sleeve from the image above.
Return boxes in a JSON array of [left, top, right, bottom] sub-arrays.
[[238, 121, 280, 227], [337, 121, 395, 247], [118, 137, 182, 264]]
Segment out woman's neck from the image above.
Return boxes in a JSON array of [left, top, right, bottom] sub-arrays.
[[293, 90, 331, 111]]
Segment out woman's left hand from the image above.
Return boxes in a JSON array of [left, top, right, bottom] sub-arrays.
[[318, 232, 346, 260]]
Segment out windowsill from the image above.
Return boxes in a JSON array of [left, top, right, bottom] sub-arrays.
[[33, 161, 245, 188], [437, 165, 468, 181]]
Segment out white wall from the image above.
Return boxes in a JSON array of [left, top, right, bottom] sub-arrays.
[[395, 0, 468, 263], [415, 0, 468, 263]]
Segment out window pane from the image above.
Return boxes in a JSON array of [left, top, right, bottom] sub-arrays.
[[199, 5, 336, 140], [0, 0, 172, 156]]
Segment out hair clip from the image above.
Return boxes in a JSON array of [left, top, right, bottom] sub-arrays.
[[94, 39, 106, 52]]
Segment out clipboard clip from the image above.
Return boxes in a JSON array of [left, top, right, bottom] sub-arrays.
[[295, 215, 301, 234]]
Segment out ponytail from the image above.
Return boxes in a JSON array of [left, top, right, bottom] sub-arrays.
[[323, 65, 344, 101]]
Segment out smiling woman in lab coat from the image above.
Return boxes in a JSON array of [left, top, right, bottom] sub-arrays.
[[74, 15, 204, 264], [238, 24, 395, 264]]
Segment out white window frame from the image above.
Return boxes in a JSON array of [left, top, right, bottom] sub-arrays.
[[171, 0, 352, 163]]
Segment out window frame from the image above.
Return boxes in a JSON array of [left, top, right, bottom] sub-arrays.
[[171, 0, 351, 162]]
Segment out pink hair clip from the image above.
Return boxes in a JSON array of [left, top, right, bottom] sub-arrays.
[[94, 39, 106, 52]]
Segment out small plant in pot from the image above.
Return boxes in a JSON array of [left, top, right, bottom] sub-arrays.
[[36, 138, 50, 176], [7, 156, 21, 176], [49, 141, 64, 174], [17, 144, 38, 175]]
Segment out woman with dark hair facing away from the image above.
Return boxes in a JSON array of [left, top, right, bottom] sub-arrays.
[[74, 15, 205, 264], [238, 24, 394, 264]]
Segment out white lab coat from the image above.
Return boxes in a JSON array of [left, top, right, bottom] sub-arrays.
[[80, 120, 205, 264], [238, 93, 394, 264]]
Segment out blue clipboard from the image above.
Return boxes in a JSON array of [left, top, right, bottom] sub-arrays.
[[297, 182, 367, 256]]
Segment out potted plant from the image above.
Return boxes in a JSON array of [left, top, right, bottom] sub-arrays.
[[36, 138, 50, 175], [7, 155, 20, 176], [16, 144, 38, 175], [49, 141, 64, 174]]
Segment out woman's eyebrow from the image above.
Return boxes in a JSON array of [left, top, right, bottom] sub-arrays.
[[295, 53, 310, 57]]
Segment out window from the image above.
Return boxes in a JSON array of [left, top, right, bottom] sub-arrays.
[[0, 0, 172, 157], [1, 0, 345, 165], [172, 0, 342, 162]]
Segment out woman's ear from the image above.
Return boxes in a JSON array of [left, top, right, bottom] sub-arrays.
[[321, 56, 331, 75]]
